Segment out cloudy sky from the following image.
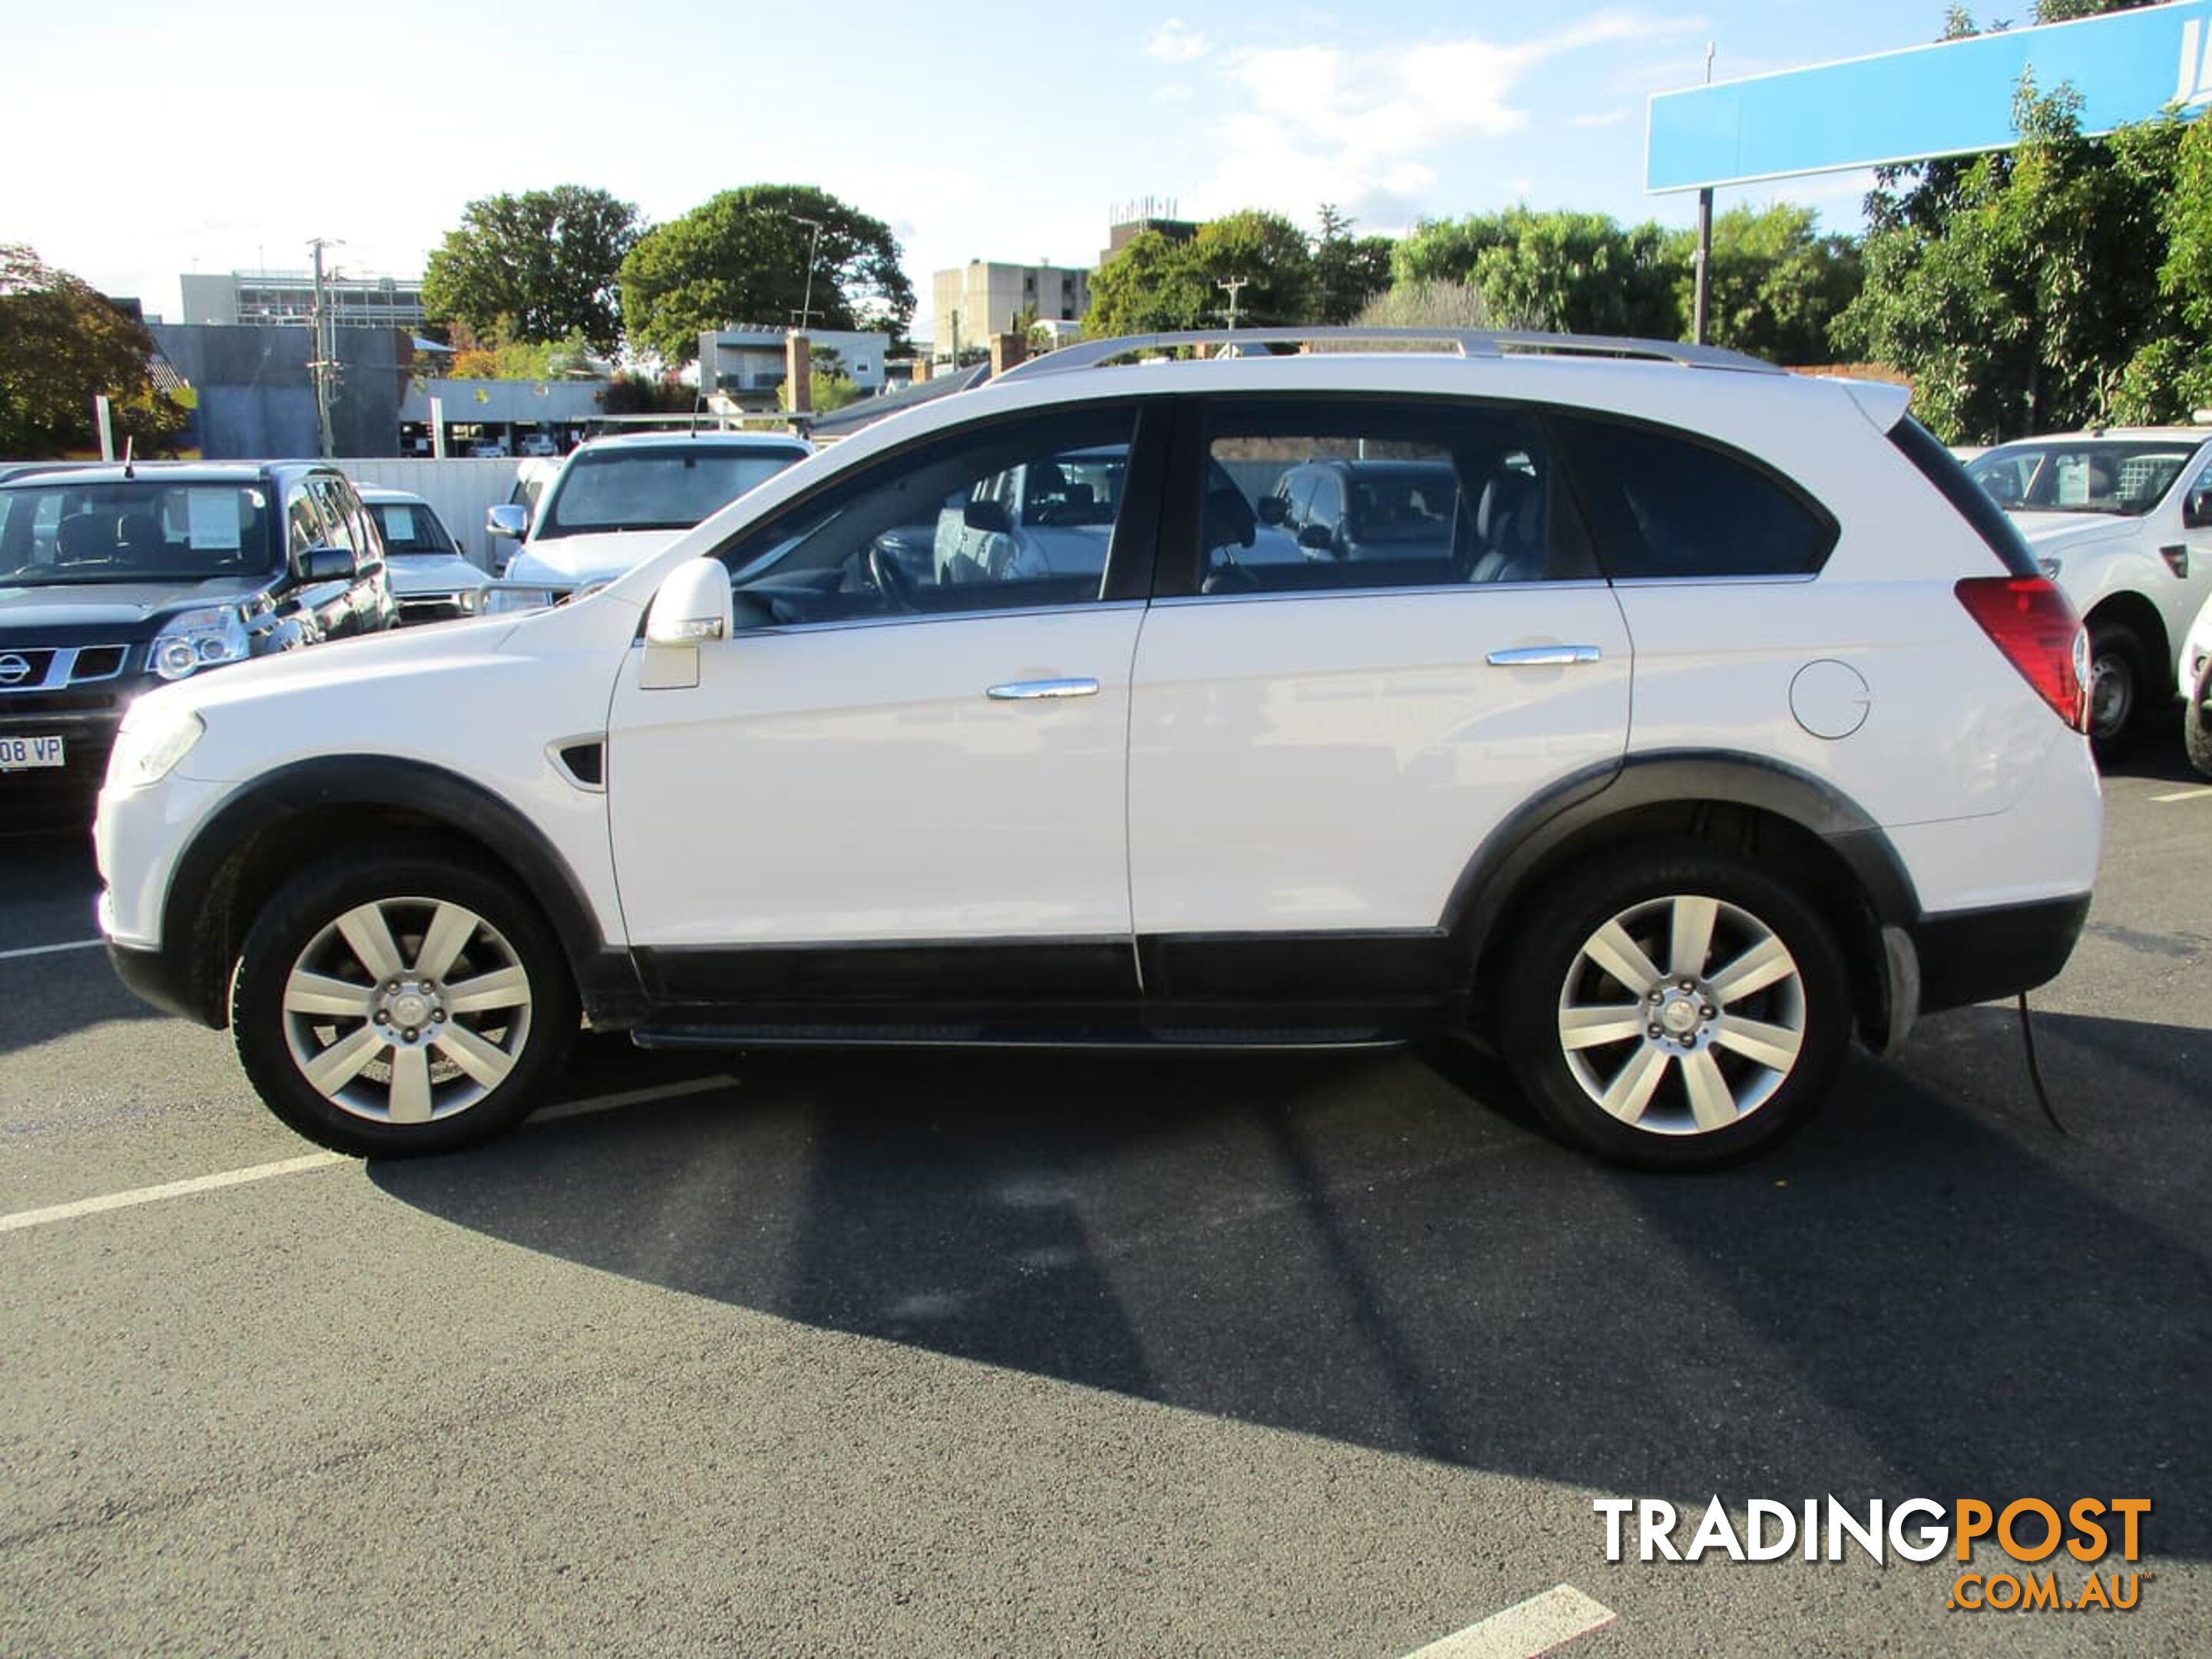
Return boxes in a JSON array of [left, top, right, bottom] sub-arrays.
[[12, 0, 1970, 333]]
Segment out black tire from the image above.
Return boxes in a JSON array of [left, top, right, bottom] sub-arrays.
[[231, 842, 578, 1157], [1497, 843, 1850, 1171], [2086, 621, 2147, 755], [2187, 661, 2212, 781]]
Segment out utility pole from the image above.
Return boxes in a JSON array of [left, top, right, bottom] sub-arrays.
[[308, 237, 340, 458], [1217, 275, 1249, 329], [791, 215, 825, 329], [1692, 42, 1716, 346]]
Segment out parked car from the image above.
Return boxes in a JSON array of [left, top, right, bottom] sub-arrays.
[[485, 430, 810, 610], [1263, 457, 1463, 565], [2, 461, 394, 827], [518, 432, 561, 458], [2181, 590, 2212, 777], [1964, 429, 2212, 747], [469, 439, 511, 459], [94, 327, 2101, 1171], [356, 487, 489, 624]]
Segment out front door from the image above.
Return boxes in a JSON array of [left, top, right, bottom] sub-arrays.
[[606, 401, 1164, 1012]]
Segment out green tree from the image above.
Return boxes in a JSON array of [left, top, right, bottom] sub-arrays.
[[1084, 229, 1214, 335], [1393, 208, 1686, 336], [0, 245, 187, 458], [1671, 204, 1863, 365], [1183, 210, 1319, 326], [422, 186, 641, 356], [619, 185, 914, 367], [1314, 204, 1396, 323], [1836, 81, 2180, 440]]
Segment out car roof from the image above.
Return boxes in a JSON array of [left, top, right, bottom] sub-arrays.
[[569, 429, 809, 455], [1987, 429, 2212, 445], [354, 486, 435, 506], [0, 460, 332, 489]]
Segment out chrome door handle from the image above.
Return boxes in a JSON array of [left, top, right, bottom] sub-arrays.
[[986, 677, 1100, 700], [1485, 644, 1602, 667]]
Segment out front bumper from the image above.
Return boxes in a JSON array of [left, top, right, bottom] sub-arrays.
[[2, 699, 126, 830], [106, 936, 206, 1024]]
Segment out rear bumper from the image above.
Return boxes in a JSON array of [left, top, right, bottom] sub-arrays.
[[1910, 892, 2091, 1015]]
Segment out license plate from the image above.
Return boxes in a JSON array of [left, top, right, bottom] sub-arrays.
[[0, 733, 65, 770]]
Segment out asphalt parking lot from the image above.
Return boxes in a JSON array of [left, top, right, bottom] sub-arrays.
[[2, 745, 2207, 1657]]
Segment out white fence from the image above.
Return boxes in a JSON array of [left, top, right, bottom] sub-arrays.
[[336, 457, 527, 571]]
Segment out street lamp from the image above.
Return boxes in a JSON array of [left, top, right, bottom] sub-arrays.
[[791, 216, 825, 330]]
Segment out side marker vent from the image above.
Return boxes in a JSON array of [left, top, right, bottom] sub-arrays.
[[554, 739, 606, 790]]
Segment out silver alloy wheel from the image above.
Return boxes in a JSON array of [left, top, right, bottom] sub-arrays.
[[1555, 892, 1806, 1136], [279, 896, 534, 1126]]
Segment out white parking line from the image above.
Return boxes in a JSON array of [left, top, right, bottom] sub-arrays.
[[0, 1153, 347, 1233], [0, 1074, 737, 1236], [1402, 1585, 1618, 1659], [0, 938, 104, 962], [2149, 786, 2212, 803]]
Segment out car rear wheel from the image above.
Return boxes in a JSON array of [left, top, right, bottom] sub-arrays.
[[231, 845, 576, 1157], [1498, 846, 1849, 1170]]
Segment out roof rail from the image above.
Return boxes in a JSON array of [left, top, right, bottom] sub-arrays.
[[993, 326, 1782, 382]]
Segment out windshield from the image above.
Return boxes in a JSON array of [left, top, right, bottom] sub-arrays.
[[1966, 441, 2197, 518], [0, 482, 276, 586], [369, 499, 457, 556], [537, 445, 802, 538]]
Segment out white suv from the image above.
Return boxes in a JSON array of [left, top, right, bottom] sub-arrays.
[[1963, 429, 2212, 747], [94, 329, 2103, 1170]]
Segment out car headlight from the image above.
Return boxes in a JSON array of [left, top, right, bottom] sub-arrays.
[[108, 708, 204, 789], [485, 584, 555, 614], [150, 606, 250, 680], [454, 588, 481, 615]]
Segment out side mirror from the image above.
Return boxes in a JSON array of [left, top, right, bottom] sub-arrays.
[[1297, 523, 1336, 554], [644, 557, 734, 646], [1256, 495, 1289, 527], [296, 545, 354, 582], [487, 503, 528, 540], [963, 497, 1012, 535], [2185, 488, 2212, 530]]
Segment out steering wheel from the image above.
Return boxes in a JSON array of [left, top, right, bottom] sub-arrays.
[[867, 540, 922, 613]]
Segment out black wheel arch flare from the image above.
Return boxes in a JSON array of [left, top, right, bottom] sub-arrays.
[[155, 755, 641, 1030]]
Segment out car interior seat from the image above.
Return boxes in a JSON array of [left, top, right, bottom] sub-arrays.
[[1471, 472, 1544, 583], [55, 513, 113, 566]]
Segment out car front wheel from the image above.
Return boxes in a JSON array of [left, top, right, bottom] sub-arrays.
[[1498, 846, 1849, 1170], [2086, 621, 2147, 751], [2187, 661, 2212, 780], [231, 845, 576, 1157]]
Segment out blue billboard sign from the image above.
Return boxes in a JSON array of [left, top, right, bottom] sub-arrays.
[[1647, 0, 2212, 193]]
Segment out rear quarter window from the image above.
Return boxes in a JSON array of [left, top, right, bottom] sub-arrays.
[[1552, 413, 1839, 580]]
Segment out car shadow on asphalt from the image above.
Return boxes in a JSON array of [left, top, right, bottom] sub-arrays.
[[369, 1008, 2210, 1559]]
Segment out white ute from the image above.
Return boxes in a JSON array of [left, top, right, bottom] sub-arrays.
[[1964, 428, 2212, 748], [96, 327, 2104, 1170]]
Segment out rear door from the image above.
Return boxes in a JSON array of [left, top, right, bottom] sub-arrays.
[[1126, 395, 1633, 1005]]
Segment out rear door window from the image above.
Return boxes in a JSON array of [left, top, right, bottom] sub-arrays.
[[1551, 415, 1838, 580]]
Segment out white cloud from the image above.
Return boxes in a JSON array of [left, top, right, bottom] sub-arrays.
[[1144, 18, 1211, 64], [1183, 10, 1705, 225]]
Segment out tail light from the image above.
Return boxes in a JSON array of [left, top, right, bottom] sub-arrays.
[[1955, 576, 2088, 733]]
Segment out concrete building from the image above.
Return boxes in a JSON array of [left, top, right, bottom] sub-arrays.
[[930, 263, 1091, 363], [148, 323, 411, 459], [698, 327, 890, 410], [180, 270, 428, 332], [1101, 197, 1199, 265]]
